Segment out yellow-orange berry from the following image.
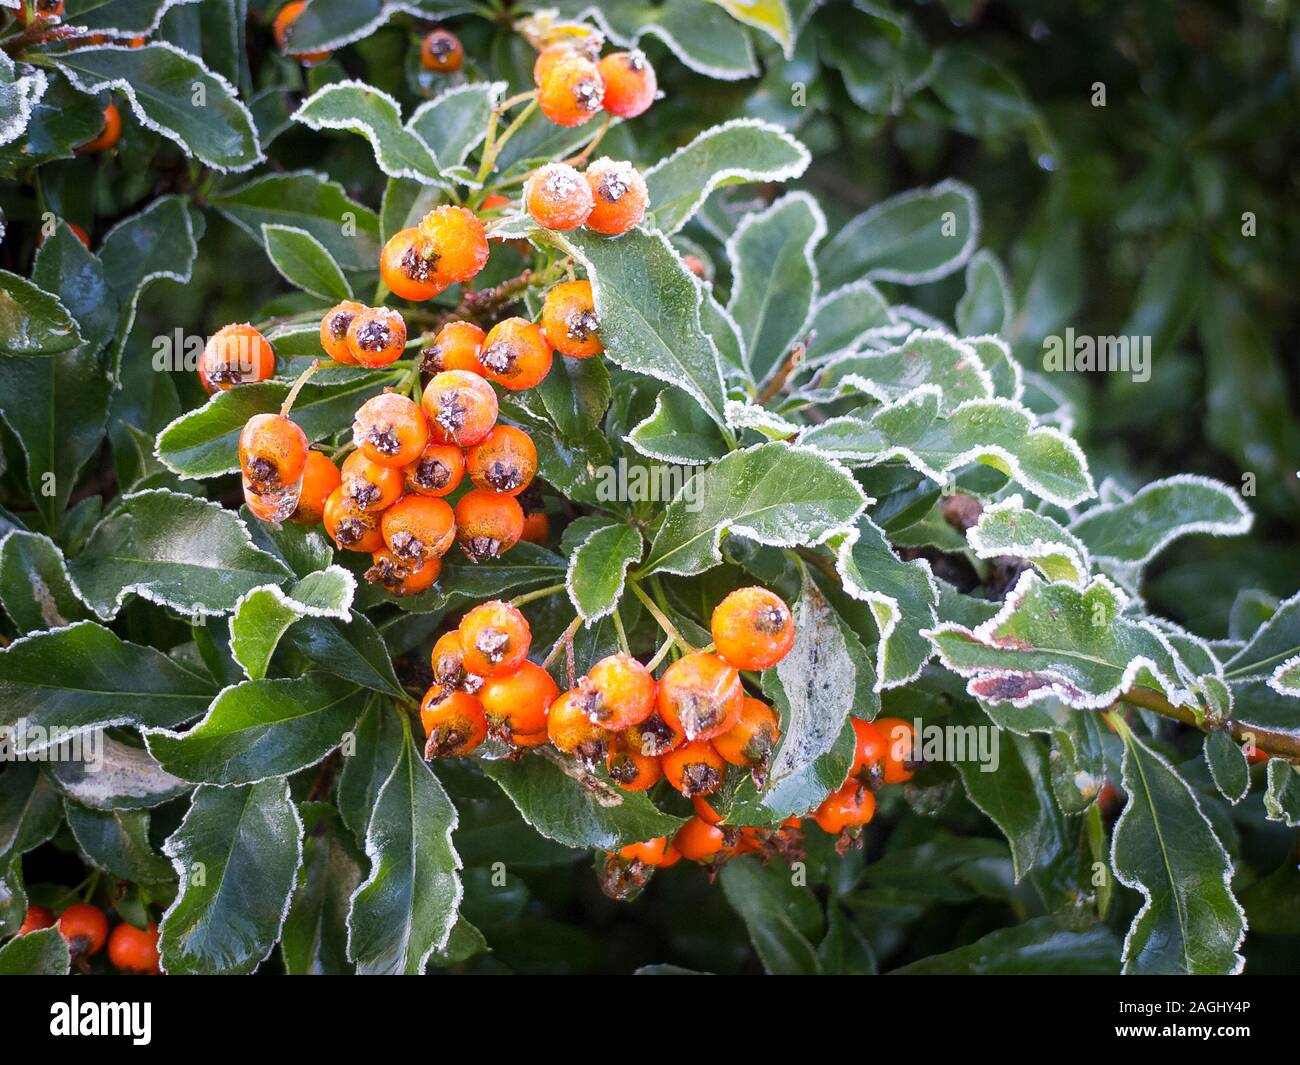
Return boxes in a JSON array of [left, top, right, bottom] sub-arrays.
[[525, 163, 594, 231], [813, 781, 876, 835], [291, 450, 341, 524], [657, 652, 743, 742], [239, 413, 309, 522], [416, 205, 489, 287], [713, 696, 781, 777], [341, 450, 403, 512], [200, 323, 275, 393], [353, 392, 429, 467], [421, 686, 488, 758], [79, 102, 121, 153], [479, 317, 552, 391], [479, 660, 559, 737], [547, 688, 608, 764], [403, 441, 465, 498], [584, 158, 648, 236], [512, 729, 548, 749], [366, 549, 439, 596], [606, 738, 662, 792], [380, 495, 455, 563], [618, 837, 679, 868], [598, 50, 656, 118], [319, 301, 366, 364], [273, 1, 331, 64], [346, 307, 407, 367], [521, 511, 549, 544], [711, 586, 795, 671], [323, 488, 384, 552], [537, 51, 604, 127], [380, 227, 446, 302], [431, 630, 482, 693], [673, 817, 729, 861], [663, 740, 726, 797], [459, 599, 530, 677], [540, 279, 602, 358], [875, 716, 917, 784], [421, 369, 499, 446], [465, 424, 537, 496], [422, 320, 485, 375], [420, 28, 463, 72], [583, 653, 656, 731], [532, 43, 576, 87], [455, 488, 524, 561]]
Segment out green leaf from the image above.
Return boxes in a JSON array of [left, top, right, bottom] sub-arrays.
[[822, 1, 932, 116], [566, 521, 642, 622], [53, 43, 261, 172], [956, 248, 1014, 336], [147, 673, 366, 786], [210, 170, 381, 271], [68, 489, 291, 619], [930, 47, 1039, 141], [0, 762, 63, 861], [800, 388, 1095, 509], [1224, 591, 1300, 691], [892, 916, 1119, 974], [347, 715, 461, 975], [291, 79, 442, 184], [642, 442, 868, 577], [482, 755, 685, 851], [718, 856, 822, 975], [927, 572, 1199, 712], [261, 223, 352, 302], [0, 268, 81, 355], [69, 0, 205, 35], [817, 180, 979, 288], [709, 0, 795, 53], [155, 372, 397, 479], [337, 698, 405, 842], [1069, 475, 1252, 566], [967, 494, 1090, 587], [0, 531, 93, 632], [546, 228, 728, 429], [159, 779, 303, 975], [282, 802, 362, 975], [1204, 730, 1249, 805], [228, 568, 356, 680], [0, 622, 215, 754], [574, 0, 759, 80], [643, 118, 810, 235], [534, 350, 611, 440], [814, 330, 994, 412], [0, 927, 70, 976], [970, 335, 1024, 401], [627, 388, 729, 465], [46, 735, 190, 812], [1110, 724, 1245, 975], [803, 279, 897, 365], [64, 802, 174, 883], [726, 192, 824, 381], [1263, 759, 1300, 827], [282, 611, 407, 699], [407, 81, 502, 170]]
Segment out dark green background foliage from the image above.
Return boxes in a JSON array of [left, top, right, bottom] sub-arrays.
[[0, 0, 1296, 976]]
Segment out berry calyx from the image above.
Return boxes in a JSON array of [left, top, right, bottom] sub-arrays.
[[341, 450, 404, 512], [346, 306, 407, 367], [319, 301, 367, 364], [323, 488, 384, 552], [365, 549, 440, 596], [455, 488, 524, 561], [431, 630, 482, 693], [380, 227, 447, 302], [403, 441, 465, 498], [540, 279, 602, 358], [606, 738, 662, 791], [662, 739, 726, 797]]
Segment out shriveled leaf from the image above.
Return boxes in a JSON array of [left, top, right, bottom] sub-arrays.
[[46, 735, 190, 812]]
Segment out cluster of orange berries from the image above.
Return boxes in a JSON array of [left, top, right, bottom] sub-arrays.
[[16, 903, 160, 975], [533, 37, 658, 126], [525, 157, 648, 236]]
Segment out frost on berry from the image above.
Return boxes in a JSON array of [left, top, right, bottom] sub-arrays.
[[365, 425, 401, 456], [566, 308, 599, 341], [433, 392, 467, 436], [544, 166, 582, 199], [420, 346, 444, 373], [597, 169, 631, 203], [479, 340, 516, 375], [328, 309, 356, 340], [485, 459, 523, 493], [755, 604, 789, 634], [355, 319, 393, 352], [400, 244, 437, 282], [463, 535, 503, 561], [413, 455, 452, 490], [573, 77, 602, 113], [474, 627, 511, 664], [388, 530, 425, 561]]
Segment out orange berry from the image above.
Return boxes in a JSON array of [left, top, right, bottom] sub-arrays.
[[1245, 745, 1270, 766], [403, 441, 465, 498], [107, 922, 161, 975], [584, 158, 648, 236], [875, 717, 916, 784], [547, 688, 609, 764], [421, 369, 499, 447], [340, 450, 403, 512], [199, 323, 275, 393], [239, 413, 309, 522], [713, 696, 781, 770], [540, 279, 602, 358], [525, 163, 594, 231], [598, 50, 657, 118], [431, 630, 482, 693], [273, 1, 331, 64], [415, 205, 489, 287], [365, 549, 439, 596], [479, 317, 552, 391], [512, 729, 549, 749], [624, 710, 684, 757], [662, 739, 726, 797], [346, 307, 407, 368], [618, 837, 678, 867], [19, 905, 55, 935], [353, 392, 429, 467], [420, 28, 463, 72], [422, 320, 486, 375], [538, 51, 604, 126], [711, 586, 795, 671], [291, 450, 341, 524], [521, 511, 549, 544], [459, 599, 530, 677], [319, 301, 366, 364], [380, 227, 446, 302], [582, 653, 656, 731], [673, 816, 728, 861], [657, 651, 743, 742], [465, 424, 537, 496], [380, 495, 455, 563], [532, 43, 576, 87], [813, 781, 876, 835], [606, 738, 662, 792], [421, 686, 489, 758], [481, 193, 511, 213], [849, 717, 887, 784], [682, 255, 707, 278], [479, 660, 559, 736], [454, 488, 524, 561], [323, 487, 384, 552], [58, 903, 108, 958], [691, 794, 723, 826], [79, 102, 121, 153]]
